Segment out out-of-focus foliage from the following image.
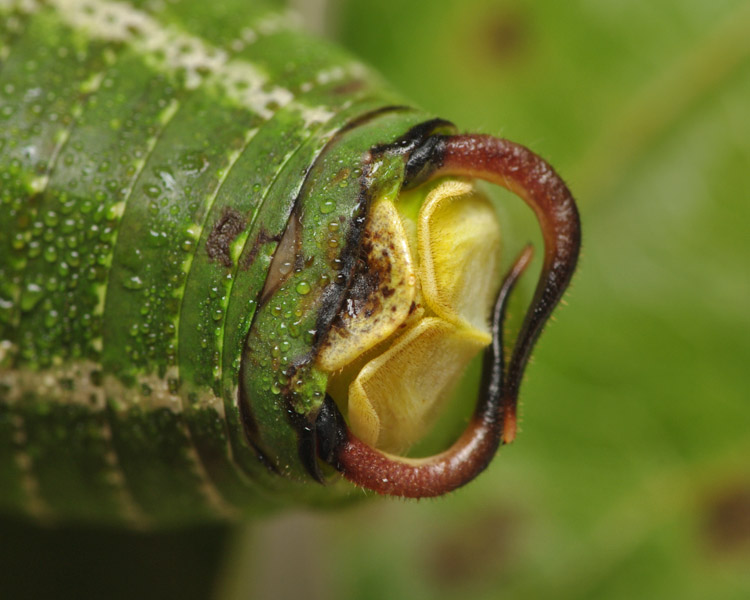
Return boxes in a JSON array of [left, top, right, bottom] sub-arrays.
[[237, 0, 750, 598]]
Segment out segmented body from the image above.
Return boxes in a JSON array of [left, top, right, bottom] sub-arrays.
[[0, 0, 438, 526]]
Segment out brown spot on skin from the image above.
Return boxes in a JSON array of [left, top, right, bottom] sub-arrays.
[[703, 483, 750, 555], [352, 242, 389, 312], [325, 218, 392, 336], [206, 207, 246, 268]]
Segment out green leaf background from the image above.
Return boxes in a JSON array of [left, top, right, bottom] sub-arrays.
[[3, 1, 749, 598]]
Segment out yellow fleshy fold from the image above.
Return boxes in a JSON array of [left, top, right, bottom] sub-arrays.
[[418, 180, 500, 332], [348, 317, 489, 452], [318, 179, 500, 452]]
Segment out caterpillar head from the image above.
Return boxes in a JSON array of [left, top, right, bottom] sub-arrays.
[[239, 117, 580, 498]]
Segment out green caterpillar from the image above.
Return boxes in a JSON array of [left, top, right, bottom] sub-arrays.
[[0, 0, 580, 527]]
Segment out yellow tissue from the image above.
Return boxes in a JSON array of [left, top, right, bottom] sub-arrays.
[[348, 318, 489, 452], [418, 180, 501, 333], [318, 178, 501, 453]]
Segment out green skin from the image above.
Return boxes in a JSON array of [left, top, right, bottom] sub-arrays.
[[0, 0, 454, 526]]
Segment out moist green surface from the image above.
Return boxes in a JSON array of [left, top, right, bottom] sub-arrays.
[[0, 0, 435, 524]]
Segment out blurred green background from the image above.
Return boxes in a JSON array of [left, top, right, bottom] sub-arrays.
[[3, 1, 749, 598]]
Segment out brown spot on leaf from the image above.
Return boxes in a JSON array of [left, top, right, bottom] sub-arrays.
[[479, 8, 530, 65], [423, 507, 522, 587], [333, 79, 366, 96], [703, 483, 750, 555], [206, 207, 246, 268]]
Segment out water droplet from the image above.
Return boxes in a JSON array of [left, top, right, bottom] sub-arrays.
[[296, 281, 311, 295], [61, 218, 76, 234], [20, 283, 44, 311], [44, 310, 58, 328], [124, 275, 144, 290], [144, 184, 161, 198], [320, 200, 335, 214], [11, 233, 25, 250], [43, 210, 59, 227], [278, 260, 293, 276], [179, 151, 205, 173]]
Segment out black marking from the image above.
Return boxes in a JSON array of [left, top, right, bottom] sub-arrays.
[[237, 378, 280, 475], [310, 160, 371, 354], [315, 395, 348, 470], [337, 105, 414, 135], [403, 134, 448, 189], [293, 406, 325, 483]]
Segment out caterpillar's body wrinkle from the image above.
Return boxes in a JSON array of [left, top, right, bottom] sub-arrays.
[[0, 0, 580, 525]]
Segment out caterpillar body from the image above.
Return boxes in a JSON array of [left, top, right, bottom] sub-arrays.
[[0, 0, 580, 527]]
